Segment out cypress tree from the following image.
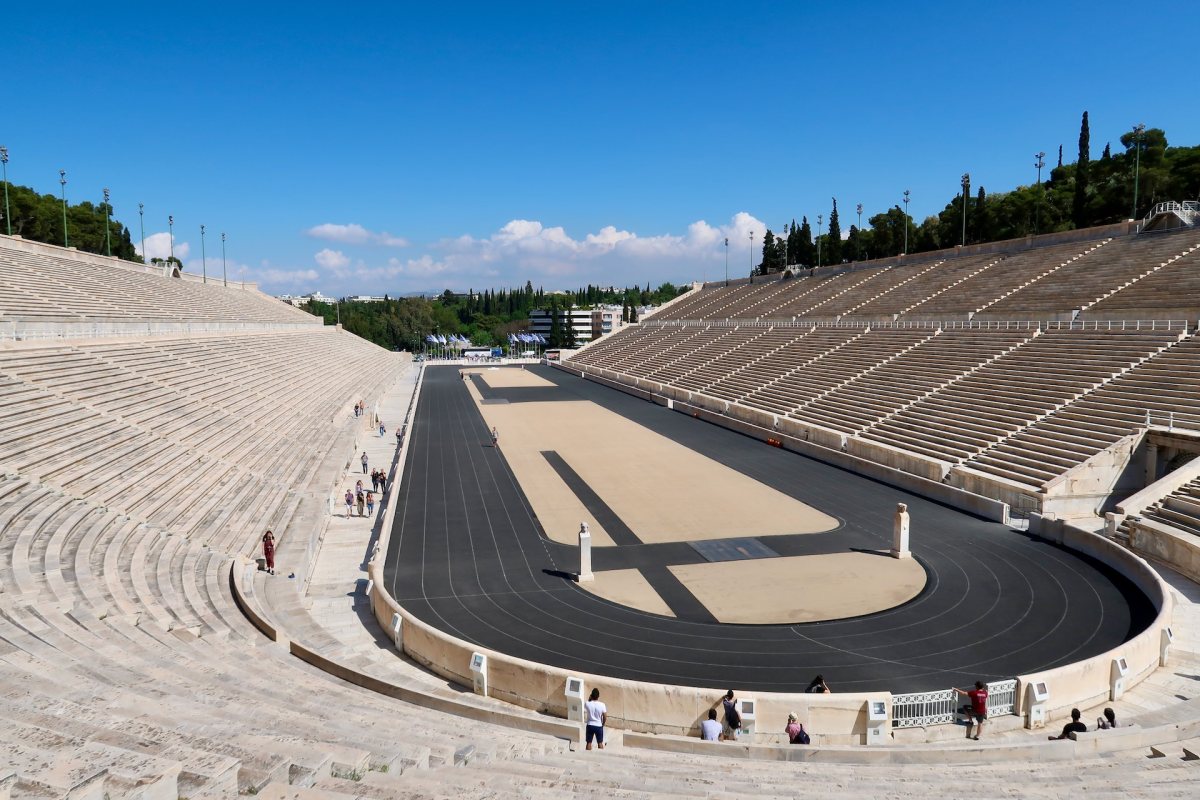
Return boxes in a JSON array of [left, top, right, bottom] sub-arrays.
[[1057, 145, 1063, 168], [760, 230, 776, 274], [798, 217, 814, 266], [1102, 142, 1112, 160], [1073, 111, 1091, 228], [974, 186, 989, 243], [826, 199, 842, 264], [629, 304, 638, 323]]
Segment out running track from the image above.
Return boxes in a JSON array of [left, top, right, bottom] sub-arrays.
[[383, 365, 1154, 693]]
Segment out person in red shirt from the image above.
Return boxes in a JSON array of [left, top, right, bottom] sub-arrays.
[[261, 530, 276, 576], [955, 681, 988, 740]]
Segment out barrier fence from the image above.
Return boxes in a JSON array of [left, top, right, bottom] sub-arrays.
[[892, 679, 1017, 729], [646, 318, 1188, 331]]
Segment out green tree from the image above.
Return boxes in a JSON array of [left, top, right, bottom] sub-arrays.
[[826, 199, 842, 264], [1073, 111, 1091, 228]]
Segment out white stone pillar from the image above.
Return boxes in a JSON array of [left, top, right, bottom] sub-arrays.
[[891, 503, 911, 559], [578, 522, 594, 582]]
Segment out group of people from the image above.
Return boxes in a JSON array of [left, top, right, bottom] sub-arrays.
[[698, 689, 814, 745], [1048, 707, 1118, 740], [345, 483, 376, 517]]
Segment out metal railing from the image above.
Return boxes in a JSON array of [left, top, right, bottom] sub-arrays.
[[1146, 410, 1200, 433], [644, 318, 1188, 332], [892, 679, 1017, 729], [1142, 200, 1200, 227]]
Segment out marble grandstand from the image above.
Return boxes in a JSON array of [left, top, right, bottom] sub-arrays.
[[2, 224, 1200, 799]]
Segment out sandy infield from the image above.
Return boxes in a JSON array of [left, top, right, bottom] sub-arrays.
[[577, 569, 676, 618], [669, 552, 927, 624], [465, 369, 838, 546]]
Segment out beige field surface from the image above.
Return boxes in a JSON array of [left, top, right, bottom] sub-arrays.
[[466, 369, 839, 546], [670, 552, 927, 624], [577, 568, 676, 618]]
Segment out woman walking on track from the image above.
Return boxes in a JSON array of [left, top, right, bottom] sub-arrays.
[[491, 427, 499, 447], [262, 530, 276, 575]]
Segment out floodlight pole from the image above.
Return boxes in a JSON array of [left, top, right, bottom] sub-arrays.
[[102, 188, 111, 256], [856, 203, 863, 260], [782, 222, 788, 272], [748, 231, 754, 277], [902, 189, 911, 255], [221, 232, 227, 287], [1034, 152, 1046, 234], [168, 215, 175, 263], [59, 170, 69, 247], [724, 237, 729, 285], [0, 146, 11, 236], [1131, 123, 1146, 220], [817, 214, 823, 268], [200, 225, 207, 283], [138, 203, 146, 263], [960, 173, 971, 247]]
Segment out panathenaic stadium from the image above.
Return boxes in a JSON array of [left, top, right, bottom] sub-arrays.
[[4, 210, 1200, 798]]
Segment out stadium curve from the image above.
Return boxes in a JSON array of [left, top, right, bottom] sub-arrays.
[[383, 364, 1156, 694]]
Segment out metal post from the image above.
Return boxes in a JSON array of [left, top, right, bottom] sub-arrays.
[[59, 170, 69, 247], [724, 237, 729, 285], [782, 222, 788, 272], [1034, 152, 1045, 234], [0, 146, 11, 236], [1132, 123, 1146, 220], [856, 203, 863, 260], [102, 188, 111, 256], [168, 215, 175, 264], [221, 232, 227, 287], [749, 231, 754, 276], [817, 214, 823, 268], [200, 225, 207, 283], [903, 190, 911, 255], [961, 173, 971, 246], [138, 203, 146, 263]]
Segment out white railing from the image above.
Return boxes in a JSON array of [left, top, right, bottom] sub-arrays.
[[892, 679, 1017, 728], [642, 318, 1188, 332], [892, 688, 957, 728], [1145, 410, 1200, 434], [1142, 200, 1200, 227]]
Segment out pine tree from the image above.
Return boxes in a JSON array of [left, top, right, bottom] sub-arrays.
[[974, 186, 989, 243], [548, 301, 563, 348], [798, 217, 815, 266], [760, 230, 777, 274], [826, 199, 842, 264], [1073, 111, 1091, 228]]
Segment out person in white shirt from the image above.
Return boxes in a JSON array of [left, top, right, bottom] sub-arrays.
[[700, 708, 722, 741], [584, 688, 607, 750]]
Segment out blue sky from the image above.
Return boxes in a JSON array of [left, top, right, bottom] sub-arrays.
[[6, 1, 1199, 295]]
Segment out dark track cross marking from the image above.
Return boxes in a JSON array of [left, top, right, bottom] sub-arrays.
[[541, 449, 717, 622]]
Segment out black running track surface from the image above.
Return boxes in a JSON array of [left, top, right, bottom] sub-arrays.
[[384, 365, 1155, 693]]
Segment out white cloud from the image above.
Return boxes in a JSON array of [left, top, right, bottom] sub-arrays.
[[314, 248, 350, 271], [306, 223, 408, 247], [136, 231, 190, 261]]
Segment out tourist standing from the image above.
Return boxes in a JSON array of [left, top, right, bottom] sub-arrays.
[[584, 688, 607, 751], [361, 451, 369, 474], [366, 491, 375, 517], [954, 681, 989, 740], [344, 490, 354, 517], [721, 690, 741, 741], [261, 530, 276, 575], [356, 490, 365, 517]]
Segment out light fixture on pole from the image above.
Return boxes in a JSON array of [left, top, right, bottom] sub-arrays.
[[856, 203, 863, 261], [1034, 152, 1046, 234], [221, 232, 227, 287], [1131, 123, 1146, 220], [102, 188, 112, 256], [724, 237, 729, 285], [960, 173, 971, 247], [59, 170, 69, 247], [782, 222, 788, 272], [168, 215, 175, 263], [748, 231, 754, 277], [902, 190, 911, 255], [0, 146, 11, 236], [817, 214, 823, 268], [200, 225, 208, 283], [138, 203, 146, 263]]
